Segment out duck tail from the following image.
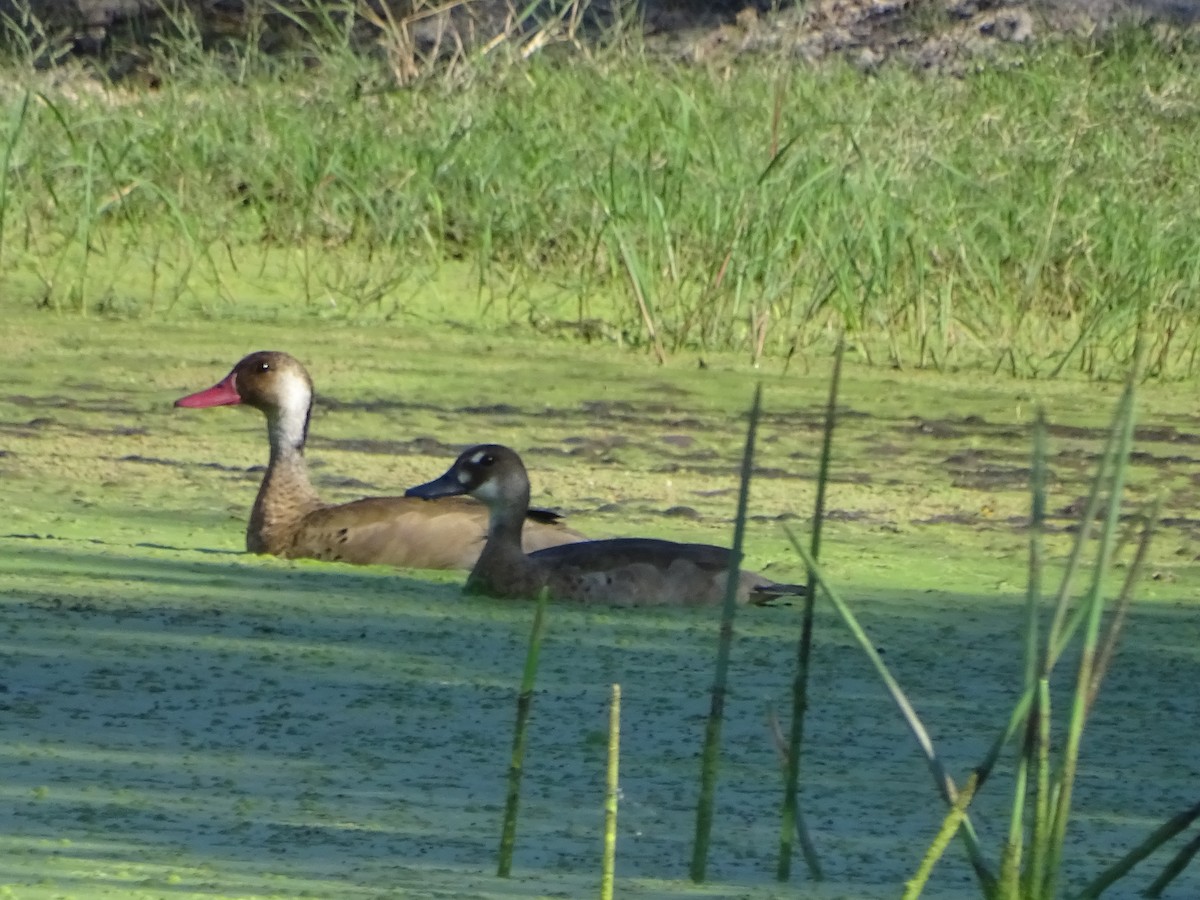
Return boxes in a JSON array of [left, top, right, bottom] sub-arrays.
[[749, 583, 808, 606]]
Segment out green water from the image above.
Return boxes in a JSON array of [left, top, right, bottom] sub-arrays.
[[2, 304, 1199, 898]]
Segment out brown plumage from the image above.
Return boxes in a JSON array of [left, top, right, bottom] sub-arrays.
[[406, 444, 805, 606], [175, 352, 584, 569]]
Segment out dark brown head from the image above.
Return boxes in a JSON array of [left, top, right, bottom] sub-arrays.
[[176, 351, 314, 415], [176, 351, 315, 452], [405, 444, 530, 512]]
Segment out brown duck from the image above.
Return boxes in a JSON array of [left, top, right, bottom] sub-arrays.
[[175, 352, 584, 569], [406, 444, 805, 606]]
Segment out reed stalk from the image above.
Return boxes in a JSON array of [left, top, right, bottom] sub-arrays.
[[1144, 831, 1200, 898], [968, 389, 1135, 809], [497, 588, 550, 877], [973, 373, 1147, 899], [615, 231, 667, 365], [1028, 674, 1052, 897], [73, 141, 97, 315], [954, 388, 1126, 758], [998, 410, 1047, 898], [690, 383, 761, 882], [903, 772, 981, 900], [600, 682, 620, 900], [1078, 801, 1200, 897], [1043, 390, 1126, 654], [1039, 376, 1138, 899], [0, 88, 29, 274], [777, 338, 843, 882], [1087, 500, 1159, 711], [785, 536, 996, 893]]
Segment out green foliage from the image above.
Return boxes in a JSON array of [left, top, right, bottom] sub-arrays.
[[2, 25, 1200, 374], [786, 367, 1198, 898]]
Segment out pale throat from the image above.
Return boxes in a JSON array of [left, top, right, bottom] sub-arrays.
[[266, 375, 313, 459], [474, 476, 530, 541]]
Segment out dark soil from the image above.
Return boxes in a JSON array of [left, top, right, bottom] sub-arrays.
[[8, 0, 1199, 78]]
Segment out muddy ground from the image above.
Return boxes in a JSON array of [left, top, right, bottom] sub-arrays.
[[9, 0, 1200, 79]]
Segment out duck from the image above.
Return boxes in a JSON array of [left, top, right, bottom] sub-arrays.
[[405, 444, 805, 606], [175, 352, 585, 569]]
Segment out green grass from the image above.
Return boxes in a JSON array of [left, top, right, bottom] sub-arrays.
[[3, 25, 1200, 374]]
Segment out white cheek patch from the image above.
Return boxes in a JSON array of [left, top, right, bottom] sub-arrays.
[[473, 479, 502, 503], [270, 371, 314, 450], [277, 372, 312, 413], [456, 468, 472, 485]]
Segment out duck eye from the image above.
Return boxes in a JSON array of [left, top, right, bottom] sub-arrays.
[[467, 449, 496, 468], [257, 361, 270, 372]]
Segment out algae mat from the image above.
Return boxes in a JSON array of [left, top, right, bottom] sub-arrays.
[[2, 313, 1199, 898]]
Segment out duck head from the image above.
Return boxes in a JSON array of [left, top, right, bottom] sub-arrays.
[[176, 351, 312, 412], [406, 444, 530, 511], [176, 351, 315, 454]]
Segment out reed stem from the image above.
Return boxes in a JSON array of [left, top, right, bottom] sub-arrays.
[[903, 772, 981, 900], [1077, 800, 1200, 899], [600, 683, 621, 900], [998, 410, 1046, 897], [497, 588, 550, 877], [777, 338, 842, 882], [1041, 377, 1137, 898], [690, 384, 762, 882], [786, 536, 996, 893]]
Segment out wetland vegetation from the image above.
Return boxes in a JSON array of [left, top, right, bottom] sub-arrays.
[[2, 10, 1200, 899], [3, 18, 1200, 375]]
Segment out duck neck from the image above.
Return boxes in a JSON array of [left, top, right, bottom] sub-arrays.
[[248, 403, 322, 553], [468, 484, 533, 592], [267, 400, 311, 466]]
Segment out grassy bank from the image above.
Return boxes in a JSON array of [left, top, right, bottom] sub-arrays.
[[3, 26, 1200, 376]]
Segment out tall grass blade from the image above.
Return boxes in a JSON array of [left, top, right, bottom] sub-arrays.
[[612, 228, 667, 365], [1144, 831, 1200, 899], [1044, 387, 1127, 656], [998, 409, 1047, 897], [777, 338, 844, 882], [1087, 500, 1159, 711], [785, 536, 995, 892], [766, 709, 821, 875], [1077, 799, 1200, 898], [138, 180, 230, 311], [497, 588, 550, 877], [1023, 410, 1047, 691], [902, 772, 981, 900], [1040, 374, 1138, 899], [1028, 674, 1052, 897], [9, 39, 1200, 373], [969, 389, 1137, 805], [690, 383, 761, 883], [0, 88, 30, 273], [601, 682, 620, 900], [950, 384, 1141, 900], [75, 141, 97, 315]]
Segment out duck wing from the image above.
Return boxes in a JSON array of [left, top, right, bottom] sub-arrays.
[[528, 538, 804, 606], [290, 496, 582, 570], [528, 537, 728, 572], [525, 538, 730, 606]]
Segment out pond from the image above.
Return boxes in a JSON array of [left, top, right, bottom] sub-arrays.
[[2, 309, 1198, 898]]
